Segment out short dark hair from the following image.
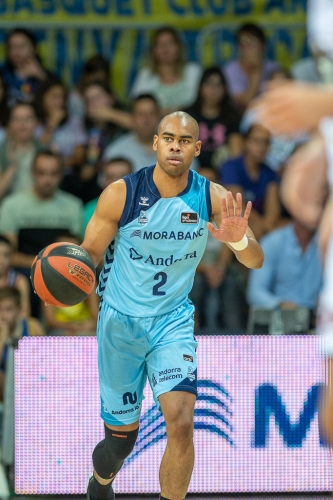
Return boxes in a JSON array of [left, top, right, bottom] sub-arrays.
[[0, 286, 21, 306], [8, 101, 36, 121], [32, 149, 62, 171], [103, 157, 133, 173], [243, 123, 269, 139], [132, 93, 159, 112], [0, 234, 12, 248], [237, 23, 266, 45]]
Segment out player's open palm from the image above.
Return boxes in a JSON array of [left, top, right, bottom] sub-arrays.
[[208, 191, 252, 243]]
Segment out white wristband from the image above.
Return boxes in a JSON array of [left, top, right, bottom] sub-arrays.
[[228, 235, 249, 251]]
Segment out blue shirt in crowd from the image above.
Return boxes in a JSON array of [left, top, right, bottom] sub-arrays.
[[247, 223, 323, 309], [218, 155, 278, 214]]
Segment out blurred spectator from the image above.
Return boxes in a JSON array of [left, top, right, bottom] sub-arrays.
[[82, 81, 130, 170], [42, 233, 98, 336], [1, 28, 51, 107], [33, 78, 86, 169], [83, 158, 133, 234], [70, 55, 111, 119], [0, 73, 10, 141], [219, 124, 280, 240], [185, 67, 243, 168], [131, 26, 202, 113], [223, 23, 280, 110], [0, 150, 83, 316], [0, 235, 30, 318], [0, 287, 44, 399], [240, 68, 308, 174], [190, 167, 247, 332], [247, 217, 323, 322], [0, 102, 42, 200], [103, 94, 160, 172]]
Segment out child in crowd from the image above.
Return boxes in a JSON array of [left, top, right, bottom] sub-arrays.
[[0, 234, 30, 318], [0, 286, 44, 400]]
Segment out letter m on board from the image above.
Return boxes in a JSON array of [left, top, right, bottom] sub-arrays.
[[123, 391, 137, 405], [253, 383, 326, 447]]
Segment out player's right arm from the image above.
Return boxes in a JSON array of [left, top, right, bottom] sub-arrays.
[[81, 180, 126, 267]]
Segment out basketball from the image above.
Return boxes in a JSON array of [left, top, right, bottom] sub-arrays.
[[30, 242, 96, 307]]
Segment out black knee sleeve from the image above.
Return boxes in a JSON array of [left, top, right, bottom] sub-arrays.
[[92, 425, 138, 480]]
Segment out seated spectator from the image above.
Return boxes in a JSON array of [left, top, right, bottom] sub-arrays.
[[103, 94, 160, 172], [190, 167, 248, 332], [42, 233, 98, 336], [240, 68, 308, 174], [69, 54, 111, 119], [131, 26, 202, 113], [185, 67, 243, 168], [0, 286, 44, 399], [219, 124, 280, 240], [247, 217, 323, 325], [83, 158, 133, 234], [0, 150, 83, 317], [0, 102, 41, 200], [1, 28, 52, 107], [33, 77, 86, 169], [0, 235, 30, 318], [223, 23, 280, 110]]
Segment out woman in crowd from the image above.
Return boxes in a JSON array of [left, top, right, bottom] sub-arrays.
[[1, 28, 51, 107], [0, 102, 41, 200], [33, 77, 86, 169], [131, 26, 202, 113], [82, 81, 130, 171], [185, 67, 243, 167], [69, 54, 111, 119]]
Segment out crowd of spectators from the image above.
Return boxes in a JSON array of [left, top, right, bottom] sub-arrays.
[[0, 22, 325, 381]]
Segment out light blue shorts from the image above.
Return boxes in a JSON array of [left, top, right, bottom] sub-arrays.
[[97, 300, 198, 426]]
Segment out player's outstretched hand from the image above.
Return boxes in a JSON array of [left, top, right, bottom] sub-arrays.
[[255, 82, 333, 135], [207, 191, 251, 243]]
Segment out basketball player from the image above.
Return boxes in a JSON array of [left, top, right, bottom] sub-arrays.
[[256, 0, 333, 445], [81, 111, 264, 499]]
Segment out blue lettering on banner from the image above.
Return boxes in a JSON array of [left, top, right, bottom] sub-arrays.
[[41, 0, 56, 14], [190, 0, 203, 15], [62, 0, 85, 14], [117, 0, 133, 16], [207, 0, 226, 15], [14, 0, 33, 12], [92, 0, 109, 15], [234, 0, 252, 15], [253, 383, 326, 447], [167, 0, 186, 15]]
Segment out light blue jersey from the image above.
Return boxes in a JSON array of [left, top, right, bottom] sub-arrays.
[[98, 165, 211, 316]]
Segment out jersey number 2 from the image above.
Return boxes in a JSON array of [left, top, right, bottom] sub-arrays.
[[153, 272, 167, 296]]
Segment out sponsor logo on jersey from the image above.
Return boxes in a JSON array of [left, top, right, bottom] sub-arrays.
[[139, 196, 149, 206], [140, 228, 204, 240], [130, 230, 142, 238], [138, 210, 148, 226], [187, 366, 196, 382], [183, 354, 193, 362], [152, 373, 157, 387], [181, 212, 198, 224], [158, 367, 182, 383], [129, 248, 143, 260]]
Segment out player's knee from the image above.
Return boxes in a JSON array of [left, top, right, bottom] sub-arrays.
[[166, 413, 194, 441], [92, 425, 139, 478]]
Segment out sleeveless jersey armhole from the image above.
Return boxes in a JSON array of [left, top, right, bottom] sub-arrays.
[[118, 176, 133, 229], [205, 178, 212, 221]]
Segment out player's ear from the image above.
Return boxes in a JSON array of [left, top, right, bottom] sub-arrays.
[[194, 140, 202, 157], [152, 135, 158, 151]]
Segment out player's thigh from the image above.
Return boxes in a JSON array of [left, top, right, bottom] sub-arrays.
[[97, 302, 147, 426], [146, 301, 198, 409]]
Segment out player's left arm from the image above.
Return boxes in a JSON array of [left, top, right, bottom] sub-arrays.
[[209, 182, 264, 269]]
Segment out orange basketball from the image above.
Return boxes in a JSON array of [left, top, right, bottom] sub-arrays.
[[30, 242, 96, 307]]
